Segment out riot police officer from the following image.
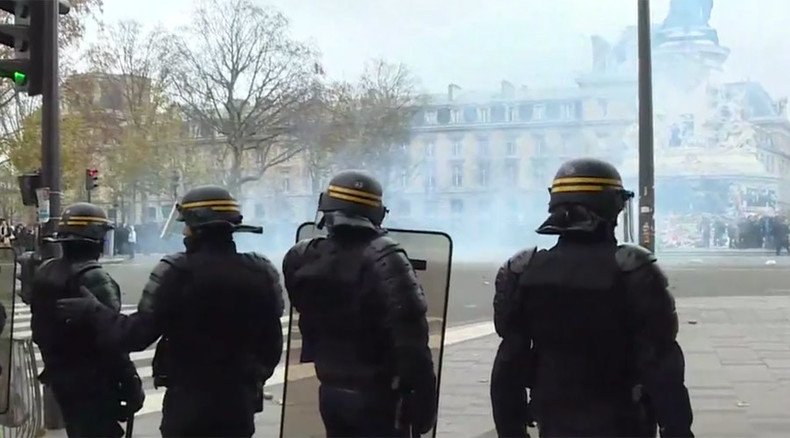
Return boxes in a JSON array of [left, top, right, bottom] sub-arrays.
[[282, 170, 437, 437], [490, 158, 694, 438], [29, 202, 143, 438], [56, 186, 284, 438]]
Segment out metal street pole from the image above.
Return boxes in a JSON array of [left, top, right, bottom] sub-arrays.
[[40, 0, 61, 257], [637, 0, 656, 252], [40, 0, 65, 430]]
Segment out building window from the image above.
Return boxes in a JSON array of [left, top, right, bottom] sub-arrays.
[[451, 163, 463, 188], [533, 105, 546, 121], [478, 161, 490, 187], [560, 103, 575, 119], [450, 199, 464, 214], [282, 175, 291, 192], [505, 162, 519, 185], [478, 140, 490, 157], [506, 141, 517, 157], [424, 111, 438, 124], [478, 107, 490, 123], [507, 106, 518, 122], [451, 108, 461, 123], [452, 141, 463, 157], [425, 168, 437, 192], [425, 142, 436, 158], [534, 134, 547, 156]]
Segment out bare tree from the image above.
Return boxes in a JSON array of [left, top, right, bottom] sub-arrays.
[[84, 20, 188, 207], [333, 59, 424, 188], [292, 81, 356, 194], [166, 0, 319, 194]]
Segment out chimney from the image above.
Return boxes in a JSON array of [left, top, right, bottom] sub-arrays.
[[448, 83, 462, 101], [501, 80, 515, 98]]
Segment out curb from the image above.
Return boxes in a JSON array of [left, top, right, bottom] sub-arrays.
[[100, 258, 130, 264]]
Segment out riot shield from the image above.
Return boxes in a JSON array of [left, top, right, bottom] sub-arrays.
[[279, 222, 452, 438], [159, 204, 183, 240], [0, 247, 17, 414]]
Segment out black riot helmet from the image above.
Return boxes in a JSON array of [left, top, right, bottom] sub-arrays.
[[317, 170, 388, 229], [176, 185, 244, 230], [538, 158, 635, 236], [50, 202, 113, 243]]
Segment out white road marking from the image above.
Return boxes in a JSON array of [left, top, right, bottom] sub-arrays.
[[135, 320, 496, 416]]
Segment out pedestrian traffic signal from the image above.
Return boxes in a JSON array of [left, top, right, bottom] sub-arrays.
[[85, 167, 99, 191], [0, 0, 71, 96]]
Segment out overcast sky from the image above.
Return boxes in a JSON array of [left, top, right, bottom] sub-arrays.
[[84, 0, 790, 97]]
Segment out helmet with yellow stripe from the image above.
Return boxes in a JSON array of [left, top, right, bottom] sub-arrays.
[[51, 202, 113, 243], [317, 170, 388, 229], [176, 185, 243, 229], [547, 158, 634, 221]]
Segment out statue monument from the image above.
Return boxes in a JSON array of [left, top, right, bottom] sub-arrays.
[[662, 0, 714, 29]]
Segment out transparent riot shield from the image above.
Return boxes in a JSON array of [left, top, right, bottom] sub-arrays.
[[619, 195, 636, 244], [279, 222, 452, 438], [0, 247, 17, 414], [159, 203, 183, 240]]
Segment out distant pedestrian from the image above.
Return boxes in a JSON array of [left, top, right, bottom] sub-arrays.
[[773, 217, 790, 255], [127, 225, 136, 260]]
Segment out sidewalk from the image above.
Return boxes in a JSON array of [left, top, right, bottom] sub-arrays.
[[659, 247, 774, 256], [440, 295, 790, 438], [39, 295, 790, 437]]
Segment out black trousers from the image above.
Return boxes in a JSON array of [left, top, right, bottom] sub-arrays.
[[51, 381, 124, 438], [159, 385, 257, 438], [318, 384, 403, 437]]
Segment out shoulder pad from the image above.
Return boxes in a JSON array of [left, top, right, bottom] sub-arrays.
[[39, 257, 57, 270], [367, 235, 401, 258], [506, 247, 537, 275], [291, 237, 323, 255], [240, 251, 278, 272], [70, 260, 102, 278], [161, 252, 188, 270], [616, 244, 657, 272]]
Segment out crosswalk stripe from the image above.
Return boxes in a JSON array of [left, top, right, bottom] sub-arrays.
[[8, 302, 446, 415]]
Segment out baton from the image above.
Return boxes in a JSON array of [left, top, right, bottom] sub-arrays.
[[125, 415, 135, 438]]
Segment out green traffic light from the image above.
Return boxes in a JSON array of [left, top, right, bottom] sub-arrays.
[[13, 71, 26, 86], [0, 70, 27, 86]]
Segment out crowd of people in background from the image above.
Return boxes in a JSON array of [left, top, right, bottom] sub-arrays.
[[658, 213, 790, 254], [0, 219, 36, 254], [696, 214, 790, 253]]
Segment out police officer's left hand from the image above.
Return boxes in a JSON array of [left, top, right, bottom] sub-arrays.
[[56, 285, 102, 324]]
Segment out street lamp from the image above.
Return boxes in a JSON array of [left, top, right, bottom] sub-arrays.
[[637, 0, 656, 251]]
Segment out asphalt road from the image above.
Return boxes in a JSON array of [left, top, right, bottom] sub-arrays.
[[106, 252, 790, 329]]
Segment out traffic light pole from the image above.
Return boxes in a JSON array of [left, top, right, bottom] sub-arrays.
[[40, 0, 60, 257], [40, 2, 66, 429], [637, 0, 656, 252]]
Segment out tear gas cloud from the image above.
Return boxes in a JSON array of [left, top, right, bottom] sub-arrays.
[[205, 0, 784, 262]]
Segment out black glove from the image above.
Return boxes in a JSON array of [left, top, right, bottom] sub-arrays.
[[116, 373, 145, 422], [401, 388, 437, 435], [56, 285, 102, 323]]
